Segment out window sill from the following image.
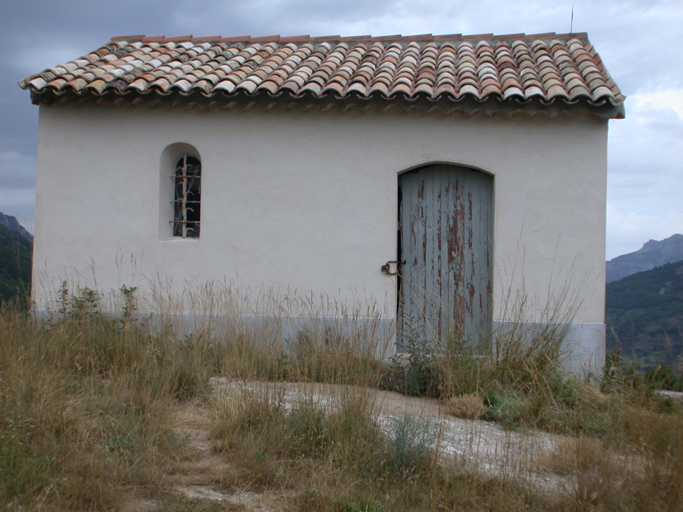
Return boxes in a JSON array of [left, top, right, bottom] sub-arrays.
[[159, 237, 201, 243]]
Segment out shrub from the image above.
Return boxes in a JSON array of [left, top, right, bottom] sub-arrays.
[[388, 414, 438, 475], [484, 390, 529, 428], [380, 340, 440, 397], [444, 394, 485, 420]]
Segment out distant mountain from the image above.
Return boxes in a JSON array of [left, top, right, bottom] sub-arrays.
[[606, 260, 683, 370], [0, 214, 32, 302], [606, 234, 683, 283], [0, 213, 32, 242]]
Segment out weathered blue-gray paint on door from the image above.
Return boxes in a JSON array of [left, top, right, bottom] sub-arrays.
[[397, 164, 493, 349]]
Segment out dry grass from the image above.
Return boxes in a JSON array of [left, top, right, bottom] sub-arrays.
[[444, 394, 486, 420], [536, 437, 616, 475], [1, 284, 683, 511]]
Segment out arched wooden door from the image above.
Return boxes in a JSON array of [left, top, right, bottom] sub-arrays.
[[397, 164, 493, 349]]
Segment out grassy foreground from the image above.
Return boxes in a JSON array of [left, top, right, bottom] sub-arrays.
[[1, 291, 682, 511]]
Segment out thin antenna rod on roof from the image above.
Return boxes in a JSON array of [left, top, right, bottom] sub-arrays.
[[570, 5, 574, 33]]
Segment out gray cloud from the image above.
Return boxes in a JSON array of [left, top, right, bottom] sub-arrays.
[[0, 152, 35, 190]]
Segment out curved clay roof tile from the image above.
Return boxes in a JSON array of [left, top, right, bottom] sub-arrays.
[[578, 61, 599, 74], [568, 85, 590, 100], [437, 52, 456, 65], [530, 40, 548, 50], [459, 77, 478, 88], [458, 61, 476, 72], [503, 86, 524, 99], [389, 82, 412, 96], [501, 77, 521, 90], [258, 80, 280, 94], [481, 75, 500, 87], [298, 81, 321, 95], [592, 85, 614, 99], [322, 81, 345, 95], [171, 79, 193, 92], [438, 61, 456, 71], [546, 84, 569, 99], [227, 69, 248, 82], [538, 67, 560, 80], [524, 85, 545, 99], [585, 70, 605, 83], [20, 33, 624, 117], [414, 83, 434, 95], [283, 74, 305, 89], [369, 81, 390, 95], [588, 76, 608, 90], [193, 79, 215, 93], [347, 82, 368, 95], [237, 79, 260, 93], [481, 83, 501, 97], [457, 83, 478, 97], [435, 83, 456, 96], [213, 79, 235, 93]]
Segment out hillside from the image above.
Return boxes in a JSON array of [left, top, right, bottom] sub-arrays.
[[606, 233, 683, 283], [0, 212, 33, 242], [0, 219, 32, 301], [606, 259, 683, 369]]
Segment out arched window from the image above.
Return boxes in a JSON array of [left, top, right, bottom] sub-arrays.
[[172, 155, 201, 238]]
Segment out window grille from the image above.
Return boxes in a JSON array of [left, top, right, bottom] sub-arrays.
[[171, 155, 201, 238]]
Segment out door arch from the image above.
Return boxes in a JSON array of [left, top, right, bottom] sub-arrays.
[[397, 163, 493, 349]]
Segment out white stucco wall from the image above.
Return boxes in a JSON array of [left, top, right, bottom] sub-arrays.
[[32, 104, 608, 368]]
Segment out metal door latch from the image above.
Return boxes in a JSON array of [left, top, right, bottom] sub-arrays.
[[381, 261, 400, 275]]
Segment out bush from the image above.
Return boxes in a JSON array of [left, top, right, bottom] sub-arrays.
[[388, 414, 438, 475], [484, 390, 529, 428], [444, 394, 485, 420], [380, 340, 440, 397]]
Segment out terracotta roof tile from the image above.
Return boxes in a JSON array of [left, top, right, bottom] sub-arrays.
[[19, 32, 625, 118]]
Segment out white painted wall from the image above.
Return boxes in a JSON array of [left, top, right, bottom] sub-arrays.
[[32, 104, 608, 362]]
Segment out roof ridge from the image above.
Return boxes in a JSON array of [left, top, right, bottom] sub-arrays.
[[111, 31, 589, 44]]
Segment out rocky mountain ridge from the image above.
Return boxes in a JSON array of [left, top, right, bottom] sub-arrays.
[[606, 234, 683, 283], [0, 213, 32, 242]]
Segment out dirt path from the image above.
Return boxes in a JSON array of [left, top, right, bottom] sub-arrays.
[[167, 401, 289, 511], [155, 380, 579, 510]]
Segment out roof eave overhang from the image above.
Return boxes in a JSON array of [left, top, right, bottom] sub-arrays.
[[28, 89, 626, 120]]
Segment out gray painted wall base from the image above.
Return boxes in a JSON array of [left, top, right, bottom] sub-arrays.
[[146, 313, 397, 361], [394, 321, 605, 376], [490, 321, 606, 376], [34, 309, 397, 361], [33, 309, 604, 375], [557, 322, 606, 376]]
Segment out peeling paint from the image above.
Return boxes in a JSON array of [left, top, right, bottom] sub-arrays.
[[398, 164, 492, 347]]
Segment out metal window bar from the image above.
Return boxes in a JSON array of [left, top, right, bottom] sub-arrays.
[[170, 154, 201, 238]]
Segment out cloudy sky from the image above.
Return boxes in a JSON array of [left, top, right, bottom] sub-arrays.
[[1, 0, 681, 259]]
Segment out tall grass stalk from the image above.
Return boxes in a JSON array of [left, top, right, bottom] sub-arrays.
[[1, 282, 682, 511]]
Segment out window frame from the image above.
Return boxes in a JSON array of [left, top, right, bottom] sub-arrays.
[[171, 154, 201, 238]]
